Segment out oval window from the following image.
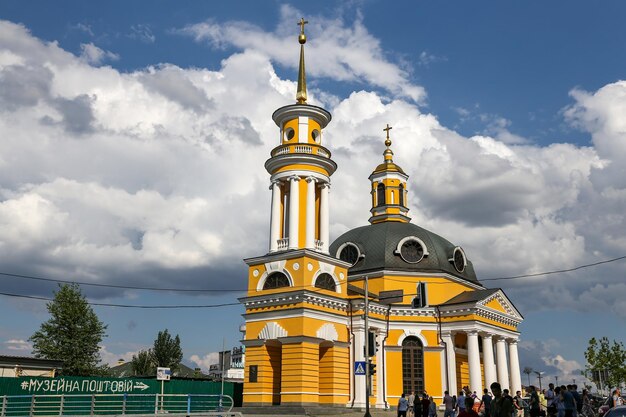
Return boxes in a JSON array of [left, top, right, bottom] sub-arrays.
[[311, 129, 320, 143], [338, 243, 360, 266], [400, 239, 424, 263], [283, 127, 295, 142], [452, 247, 466, 272]]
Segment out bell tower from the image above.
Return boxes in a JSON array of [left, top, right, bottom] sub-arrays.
[[266, 17, 336, 253], [368, 124, 411, 223], [240, 18, 351, 409]]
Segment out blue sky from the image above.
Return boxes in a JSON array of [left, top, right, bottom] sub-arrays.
[[1, 1, 625, 385]]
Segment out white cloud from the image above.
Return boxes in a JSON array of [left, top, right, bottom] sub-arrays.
[[99, 345, 140, 367], [176, 5, 426, 103], [128, 24, 155, 44], [79, 43, 119, 65], [4, 339, 32, 351], [0, 15, 625, 322], [189, 352, 219, 372]]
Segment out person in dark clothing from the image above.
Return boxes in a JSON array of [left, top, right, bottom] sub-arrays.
[[422, 392, 431, 417], [480, 388, 493, 417], [414, 392, 423, 417], [528, 386, 541, 417], [490, 382, 513, 417], [459, 397, 479, 417]]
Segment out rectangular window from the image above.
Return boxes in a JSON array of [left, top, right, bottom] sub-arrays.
[[249, 365, 258, 383]]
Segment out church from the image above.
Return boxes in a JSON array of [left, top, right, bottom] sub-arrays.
[[239, 19, 523, 410]]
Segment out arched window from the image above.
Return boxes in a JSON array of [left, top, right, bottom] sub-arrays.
[[376, 183, 385, 206], [314, 273, 336, 291], [402, 336, 424, 395], [263, 272, 290, 290], [399, 184, 405, 207]]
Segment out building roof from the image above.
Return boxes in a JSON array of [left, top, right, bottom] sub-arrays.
[[109, 362, 209, 379], [329, 221, 480, 284], [0, 355, 63, 369], [439, 288, 500, 305]]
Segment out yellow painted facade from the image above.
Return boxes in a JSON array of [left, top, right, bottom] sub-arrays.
[[239, 19, 523, 411]]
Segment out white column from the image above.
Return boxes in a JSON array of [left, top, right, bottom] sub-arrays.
[[269, 180, 281, 252], [495, 336, 510, 391], [288, 176, 300, 249], [467, 330, 482, 394], [482, 334, 497, 391], [305, 177, 316, 249], [508, 339, 522, 395], [353, 323, 366, 408], [375, 330, 386, 408], [319, 183, 330, 253], [442, 331, 457, 395]]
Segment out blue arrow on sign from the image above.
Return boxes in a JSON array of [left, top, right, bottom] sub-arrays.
[[354, 361, 366, 375]]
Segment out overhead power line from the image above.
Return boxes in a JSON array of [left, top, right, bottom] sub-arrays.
[[480, 255, 626, 281], [0, 255, 624, 309]]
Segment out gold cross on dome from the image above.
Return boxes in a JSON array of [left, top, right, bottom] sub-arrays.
[[383, 124, 393, 139], [298, 18, 308, 35]]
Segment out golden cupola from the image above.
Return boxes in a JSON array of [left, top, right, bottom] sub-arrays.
[[264, 18, 337, 253], [368, 124, 411, 224]]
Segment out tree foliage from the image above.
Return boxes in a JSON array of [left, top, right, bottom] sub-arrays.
[[130, 349, 154, 376], [584, 337, 626, 389], [30, 284, 108, 376], [152, 329, 183, 372], [129, 329, 183, 376]]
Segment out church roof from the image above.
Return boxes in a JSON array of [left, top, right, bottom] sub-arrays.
[[439, 288, 499, 305], [329, 221, 480, 284]]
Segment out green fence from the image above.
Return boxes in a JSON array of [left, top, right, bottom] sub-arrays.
[[0, 376, 242, 407]]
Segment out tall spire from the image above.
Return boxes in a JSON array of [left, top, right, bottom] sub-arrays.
[[296, 17, 308, 104]]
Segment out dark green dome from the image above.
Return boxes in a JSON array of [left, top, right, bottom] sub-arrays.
[[329, 222, 480, 284]]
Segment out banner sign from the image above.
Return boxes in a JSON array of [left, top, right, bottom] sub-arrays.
[[17, 377, 153, 394]]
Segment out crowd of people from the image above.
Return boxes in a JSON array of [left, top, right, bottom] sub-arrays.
[[397, 383, 622, 417]]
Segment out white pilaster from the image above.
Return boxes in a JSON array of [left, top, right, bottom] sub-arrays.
[[353, 323, 366, 408], [269, 180, 282, 252], [508, 339, 522, 395], [495, 337, 510, 391], [482, 334, 497, 390], [319, 183, 330, 253], [305, 177, 316, 249], [442, 331, 457, 394], [288, 176, 300, 249], [375, 330, 386, 408], [467, 330, 482, 394]]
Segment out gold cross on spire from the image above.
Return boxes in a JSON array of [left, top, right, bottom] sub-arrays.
[[298, 18, 308, 44], [383, 124, 393, 147]]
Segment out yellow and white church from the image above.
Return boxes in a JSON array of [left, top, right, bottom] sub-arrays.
[[239, 19, 524, 410]]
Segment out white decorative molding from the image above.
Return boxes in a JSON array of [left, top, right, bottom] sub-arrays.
[[255, 261, 293, 291], [258, 322, 288, 340], [397, 328, 429, 347], [479, 290, 523, 320], [316, 323, 339, 341]]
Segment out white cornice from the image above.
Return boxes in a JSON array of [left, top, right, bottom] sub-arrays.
[[244, 249, 351, 268]]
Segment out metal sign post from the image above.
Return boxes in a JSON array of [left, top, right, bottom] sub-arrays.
[[156, 367, 171, 412], [363, 275, 371, 417]]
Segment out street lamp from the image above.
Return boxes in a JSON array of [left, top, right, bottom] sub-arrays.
[[534, 371, 545, 391]]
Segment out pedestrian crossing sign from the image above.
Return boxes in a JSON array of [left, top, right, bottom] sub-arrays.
[[354, 361, 366, 375]]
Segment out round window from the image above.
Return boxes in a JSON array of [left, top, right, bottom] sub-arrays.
[[400, 239, 424, 263], [283, 127, 295, 142], [452, 247, 466, 272], [311, 129, 320, 143], [338, 243, 360, 266]]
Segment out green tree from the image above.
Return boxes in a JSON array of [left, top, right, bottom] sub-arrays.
[[130, 349, 154, 376], [584, 337, 626, 389], [523, 367, 534, 387], [30, 284, 107, 376], [152, 329, 183, 372]]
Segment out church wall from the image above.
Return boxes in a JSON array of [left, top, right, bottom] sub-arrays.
[[243, 344, 282, 406], [318, 345, 350, 405], [280, 341, 320, 405], [456, 353, 469, 394]]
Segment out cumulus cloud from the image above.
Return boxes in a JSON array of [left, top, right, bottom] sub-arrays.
[[0, 12, 625, 331], [519, 340, 588, 385], [176, 5, 425, 103], [79, 43, 119, 65], [190, 352, 219, 372]]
